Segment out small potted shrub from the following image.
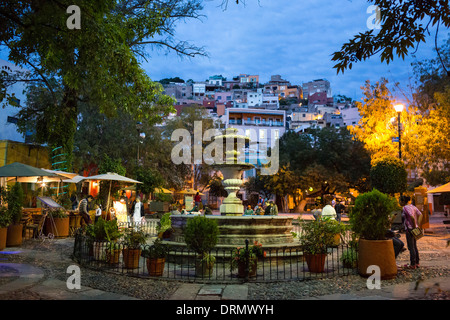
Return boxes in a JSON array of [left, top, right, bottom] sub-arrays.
[[122, 228, 147, 269], [183, 216, 219, 277], [299, 217, 343, 273], [231, 241, 265, 278], [156, 212, 172, 239], [0, 206, 12, 251], [142, 238, 170, 276], [45, 208, 70, 238], [349, 188, 399, 279], [6, 182, 24, 247]]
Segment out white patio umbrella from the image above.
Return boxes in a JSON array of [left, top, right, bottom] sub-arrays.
[[81, 172, 142, 211]]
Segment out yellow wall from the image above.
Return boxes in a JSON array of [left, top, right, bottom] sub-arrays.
[[0, 140, 51, 169]]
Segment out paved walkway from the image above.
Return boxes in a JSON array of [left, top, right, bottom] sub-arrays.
[[1, 260, 448, 300]]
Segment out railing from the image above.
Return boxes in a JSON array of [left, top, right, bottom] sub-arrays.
[[72, 230, 358, 283]]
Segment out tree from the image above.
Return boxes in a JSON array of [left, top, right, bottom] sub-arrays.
[[0, 0, 207, 166], [332, 0, 450, 75], [370, 156, 407, 195]]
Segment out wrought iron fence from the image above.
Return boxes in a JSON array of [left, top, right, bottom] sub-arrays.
[[72, 229, 359, 283]]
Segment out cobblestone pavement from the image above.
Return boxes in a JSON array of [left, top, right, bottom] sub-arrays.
[[0, 212, 448, 301]]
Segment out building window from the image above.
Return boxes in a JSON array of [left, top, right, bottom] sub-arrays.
[[259, 129, 266, 140], [273, 129, 279, 139]]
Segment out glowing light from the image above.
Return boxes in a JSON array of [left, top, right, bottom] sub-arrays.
[[394, 104, 404, 113]]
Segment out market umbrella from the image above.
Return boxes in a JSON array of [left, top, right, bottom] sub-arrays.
[[0, 162, 58, 183], [154, 187, 173, 194], [0, 162, 58, 178], [178, 189, 204, 195], [81, 172, 142, 211], [427, 182, 450, 194]]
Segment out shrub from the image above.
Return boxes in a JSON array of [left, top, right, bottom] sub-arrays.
[[299, 217, 344, 254], [183, 216, 219, 258], [0, 206, 11, 228], [349, 189, 398, 240], [7, 182, 24, 224]]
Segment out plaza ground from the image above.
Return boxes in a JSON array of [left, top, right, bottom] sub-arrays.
[[0, 211, 448, 301]]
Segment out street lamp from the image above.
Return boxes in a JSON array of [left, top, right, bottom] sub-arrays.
[[393, 104, 404, 160]]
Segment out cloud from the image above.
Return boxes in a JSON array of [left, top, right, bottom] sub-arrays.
[[142, 0, 446, 100]]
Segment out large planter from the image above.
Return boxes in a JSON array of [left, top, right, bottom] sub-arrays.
[[6, 224, 23, 247], [0, 227, 7, 251], [146, 258, 166, 276], [305, 253, 327, 273], [237, 257, 257, 278], [122, 248, 142, 269], [357, 239, 397, 280], [106, 249, 121, 264], [45, 217, 69, 238], [195, 258, 214, 277], [92, 241, 107, 261]]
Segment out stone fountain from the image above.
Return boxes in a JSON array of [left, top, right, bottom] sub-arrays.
[[212, 127, 254, 216], [165, 128, 301, 257]]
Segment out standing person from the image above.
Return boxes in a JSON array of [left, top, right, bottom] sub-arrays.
[[335, 201, 345, 222], [94, 204, 102, 223], [78, 195, 94, 225], [270, 201, 278, 216], [131, 196, 144, 228], [258, 195, 265, 207], [70, 193, 79, 210], [400, 195, 423, 269], [194, 192, 202, 209], [120, 190, 129, 216], [264, 202, 272, 215]]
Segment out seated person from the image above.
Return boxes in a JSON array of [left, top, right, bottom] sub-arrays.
[[244, 205, 254, 215]]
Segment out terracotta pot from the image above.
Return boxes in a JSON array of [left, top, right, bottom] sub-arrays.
[[122, 248, 142, 269], [45, 217, 69, 238], [146, 258, 166, 276], [106, 249, 121, 264], [237, 258, 257, 278], [358, 239, 397, 280], [305, 253, 327, 273], [195, 258, 214, 277], [0, 227, 7, 251], [6, 224, 23, 247]]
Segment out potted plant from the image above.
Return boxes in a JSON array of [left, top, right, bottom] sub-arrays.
[[6, 182, 24, 247], [122, 228, 147, 269], [85, 218, 123, 262], [231, 241, 265, 278], [299, 216, 343, 273], [142, 238, 170, 276], [103, 219, 123, 264], [45, 208, 70, 238], [156, 212, 172, 239], [349, 188, 399, 279], [183, 216, 219, 277], [0, 206, 12, 251]]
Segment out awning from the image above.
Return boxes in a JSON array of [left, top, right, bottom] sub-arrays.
[[427, 182, 450, 194]]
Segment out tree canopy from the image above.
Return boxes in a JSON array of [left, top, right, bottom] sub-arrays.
[[332, 0, 450, 75], [0, 0, 207, 166]]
